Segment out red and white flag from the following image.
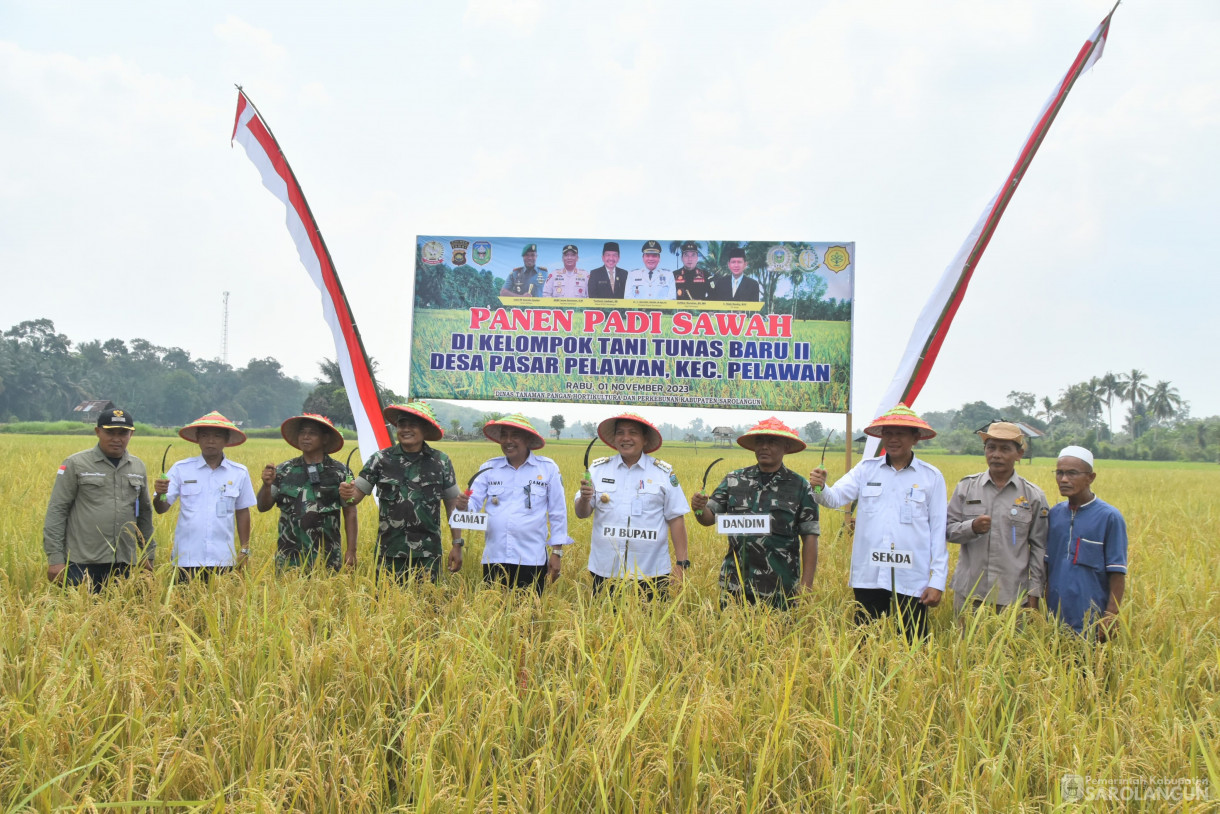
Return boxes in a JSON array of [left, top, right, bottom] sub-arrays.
[[231, 89, 391, 460], [864, 6, 1117, 458]]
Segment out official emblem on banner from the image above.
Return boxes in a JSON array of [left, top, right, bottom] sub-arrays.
[[798, 248, 821, 271], [472, 241, 492, 265], [421, 240, 445, 266], [449, 239, 470, 266], [766, 246, 792, 271], [825, 245, 851, 273]]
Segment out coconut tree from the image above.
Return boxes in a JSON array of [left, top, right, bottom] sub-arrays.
[[1148, 381, 1183, 427], [1099, 372, 1122, 438]]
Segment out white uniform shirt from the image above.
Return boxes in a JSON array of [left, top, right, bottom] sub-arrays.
[[163, 455, 257, 567], [813, 454, 949, 596], [469, 452, 572, 566], [624, 267, 677, 300], [581, 453, 689, 578]]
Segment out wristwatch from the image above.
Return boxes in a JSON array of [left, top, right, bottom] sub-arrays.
[[452, 538, 465, 547], [240, 548, 251, 557], [550, 547, 563, 558], [675, 559, 691, 569]]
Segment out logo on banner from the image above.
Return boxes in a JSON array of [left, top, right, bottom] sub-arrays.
[[766, 246, 792, 271], [798, 248, 821, 271], [825, 245, 851, 272], [449, 239, 470, 266], [421, 241, 445, 266], [472, 241, 492, 265]]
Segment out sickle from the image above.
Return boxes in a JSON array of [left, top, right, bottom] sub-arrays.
[[344, 446, 360, 475], [814, 431, 834, 492], [466, 466, 494, 494], [695, 457, 725, 517], [582, 436, 597, 475], [160, 444, 172, 475]]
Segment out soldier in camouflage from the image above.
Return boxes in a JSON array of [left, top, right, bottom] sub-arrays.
[[257, 414, 358, 571], [691, 418, 819, 608], [340, 401, 464, 583]]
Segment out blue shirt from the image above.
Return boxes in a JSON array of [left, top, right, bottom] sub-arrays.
[[1045, 497, 1128, 633]]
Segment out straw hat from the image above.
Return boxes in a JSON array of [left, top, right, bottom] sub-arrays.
[[977, 421, 1024, 450], [179, 411, 246, 447], [863, 403, 936, 440], [483, 413, 545, 449], [597, 411, 663, 453], [737, 417, 807, 453], [383, 401, 444, 442], [280, 413, 344, 454]]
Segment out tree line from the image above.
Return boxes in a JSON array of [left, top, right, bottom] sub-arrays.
[[0, 319, 311, 428]]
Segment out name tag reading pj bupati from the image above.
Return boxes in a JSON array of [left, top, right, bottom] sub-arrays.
[[871, 548, 915, 569], [716, 514, 771, 535], [600, 525, 660, 542], [448, 510, 488, 531]]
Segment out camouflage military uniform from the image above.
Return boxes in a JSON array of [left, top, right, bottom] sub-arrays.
[[708, 465, 820, 607], [272, 455, 350, 570], [355, 442, 458, 579]]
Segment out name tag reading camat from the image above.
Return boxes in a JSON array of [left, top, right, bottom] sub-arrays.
[[600, 525, 659, 542], [716, 514, 771, 535], [448, 511, 488, 531]]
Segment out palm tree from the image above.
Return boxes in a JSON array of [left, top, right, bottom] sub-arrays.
[[1121, 369, 1150, 413], [1099, 372, 1122, 438], [1148, 381, 1182, 426], [1036, 396, 1057, 427]]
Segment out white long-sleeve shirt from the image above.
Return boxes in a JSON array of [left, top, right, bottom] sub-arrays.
[[813, 454, 948, 596], [469, 452, 572, 566], [163, 455, 256, 567]]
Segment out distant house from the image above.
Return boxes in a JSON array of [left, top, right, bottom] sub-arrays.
[[711, 426, 734, 447], [73, 400, 114, 423]]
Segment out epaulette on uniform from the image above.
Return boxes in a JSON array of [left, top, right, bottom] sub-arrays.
[[590, 456, 611, 468], [533, 454, 555, 465], [653, 458, 674, 473]]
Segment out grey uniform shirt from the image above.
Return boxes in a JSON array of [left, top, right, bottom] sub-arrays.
[[43, 445, 156, 566], [946, 470, 1048, 608]]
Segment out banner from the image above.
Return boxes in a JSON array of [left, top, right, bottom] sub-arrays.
[[410, 237, 854, 412]]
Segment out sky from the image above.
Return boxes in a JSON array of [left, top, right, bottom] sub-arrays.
[[3, 0, 1218, 434]]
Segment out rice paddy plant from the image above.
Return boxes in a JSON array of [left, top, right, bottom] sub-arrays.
[[0, 435, 1216, 811]]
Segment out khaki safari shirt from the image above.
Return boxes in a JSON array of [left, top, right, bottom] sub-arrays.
[[947, 470, 1048, 608], [43, 445, 155, 566]]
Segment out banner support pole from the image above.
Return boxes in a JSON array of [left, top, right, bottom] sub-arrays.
[[844, 412, 853, 470]]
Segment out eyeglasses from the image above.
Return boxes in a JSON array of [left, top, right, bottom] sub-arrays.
[[1054, 470, 1088, 479]]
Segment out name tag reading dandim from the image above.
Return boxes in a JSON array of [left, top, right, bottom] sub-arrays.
[[449, 511, 488, 531], [600, 525, 659, 542], [716, 514, 771, 535], [871, 549, 914, 569]]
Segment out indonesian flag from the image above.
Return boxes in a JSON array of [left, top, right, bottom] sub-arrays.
[[231, 89, 391, 460], [864, 5, 1117, 459]]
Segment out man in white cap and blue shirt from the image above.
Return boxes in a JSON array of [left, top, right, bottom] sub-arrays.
[[1043, 445, 1128, 640]]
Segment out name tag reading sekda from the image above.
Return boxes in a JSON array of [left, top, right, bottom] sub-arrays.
[[600, 525, 659, 542], [716, 514, 771, 535], [448, 510, 488, 531], [871, 548, 914, 569]]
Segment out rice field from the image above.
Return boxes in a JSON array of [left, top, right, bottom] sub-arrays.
[[410, 309, 851, 412], [1, 434, 1217, 811]]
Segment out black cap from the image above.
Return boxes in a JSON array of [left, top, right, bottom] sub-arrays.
[[97, 408, 135, 430], [680, 240, 699, 253], [726, 246, 746, 261], [562, 244, 578, 255], [641, 240, 662, 254], [602, 242, 620, 253]]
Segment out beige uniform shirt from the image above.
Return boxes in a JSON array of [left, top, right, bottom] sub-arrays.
[[947, 470, 1048, 609]]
